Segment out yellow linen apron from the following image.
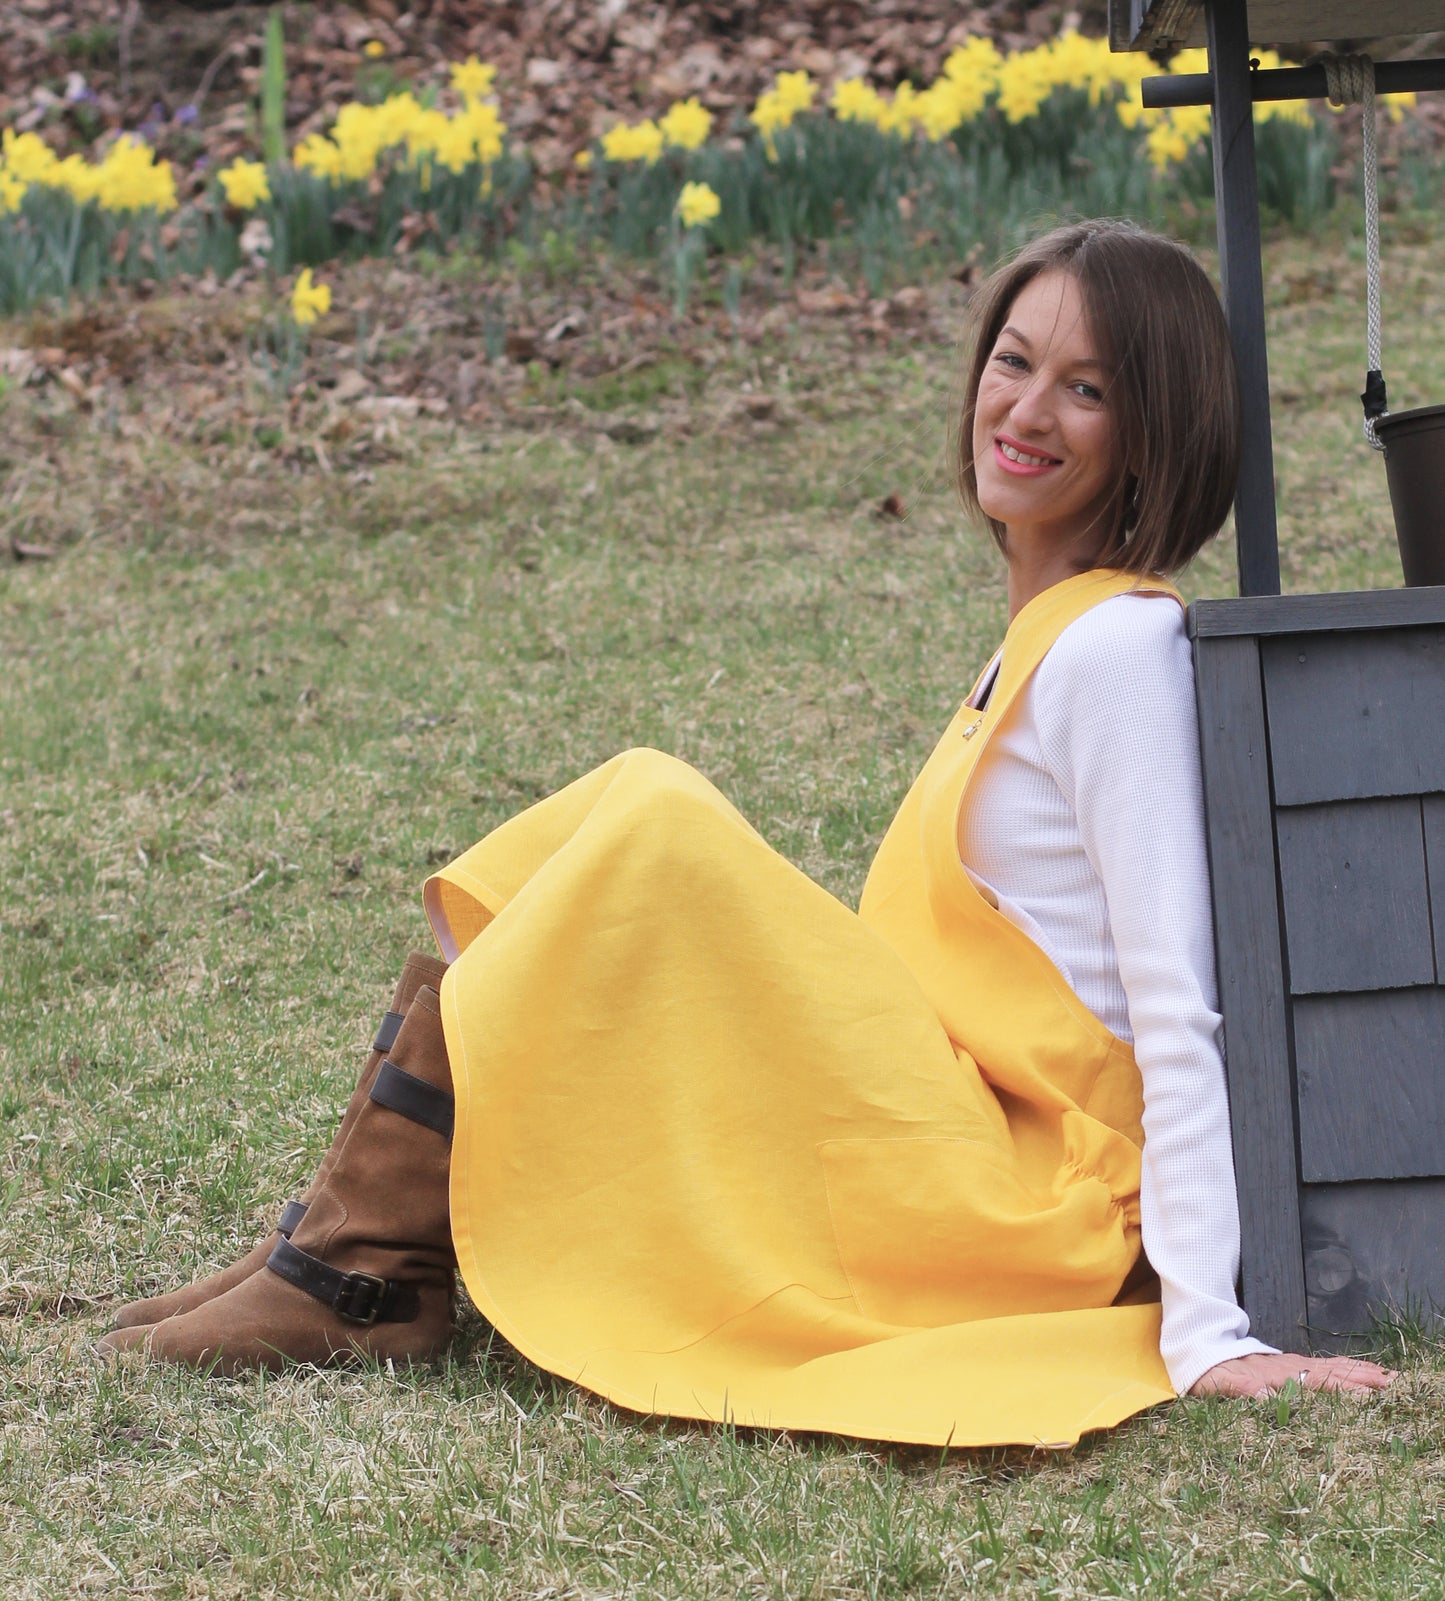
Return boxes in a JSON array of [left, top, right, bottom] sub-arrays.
[[425, 568, 1179, 1447]]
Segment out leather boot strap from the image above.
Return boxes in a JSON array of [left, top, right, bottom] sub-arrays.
[[372, 1009, 405, 1055], [277, 1199, 308, 1237], [266, 1236, 420, 1327], [370, 1059, 454, 1140]]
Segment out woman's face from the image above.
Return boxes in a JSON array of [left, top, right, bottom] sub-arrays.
[[971, 270, 1123, 564]]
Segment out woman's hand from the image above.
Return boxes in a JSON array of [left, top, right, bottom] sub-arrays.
[[1188, 1352, 1396, 1399]]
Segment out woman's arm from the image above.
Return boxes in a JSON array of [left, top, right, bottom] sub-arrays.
[[1035, 594, 1391, 1399]]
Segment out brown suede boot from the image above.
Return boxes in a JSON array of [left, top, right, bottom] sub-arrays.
[[100, 985, 457, 1374], [109, 951, 447, 1331]]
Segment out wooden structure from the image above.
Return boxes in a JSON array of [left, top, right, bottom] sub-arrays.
[[1111, 1, 1445, 1351], [1191, 589, 1445, 1351]]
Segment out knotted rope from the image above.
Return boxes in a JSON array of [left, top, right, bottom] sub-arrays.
[[1318, 52, 1387, 448]]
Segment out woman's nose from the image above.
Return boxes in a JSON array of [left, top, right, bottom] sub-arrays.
[[1008, 378, 1054, 434]]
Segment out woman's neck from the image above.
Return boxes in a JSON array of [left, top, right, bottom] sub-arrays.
[[1005, 535, 1106, 621]]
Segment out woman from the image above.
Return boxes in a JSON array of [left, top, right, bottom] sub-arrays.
[[101, 221, 1393, 1444]]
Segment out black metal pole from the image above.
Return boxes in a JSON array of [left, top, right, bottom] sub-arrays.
[[1144, 56, 1445, 109], [1208, 0, 1281, 598]]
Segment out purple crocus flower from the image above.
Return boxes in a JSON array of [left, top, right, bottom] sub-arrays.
[[137, 101, 166, 142]]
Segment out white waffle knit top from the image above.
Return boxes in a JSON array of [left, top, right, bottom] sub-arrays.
[[959, 590, 1277, 1393]]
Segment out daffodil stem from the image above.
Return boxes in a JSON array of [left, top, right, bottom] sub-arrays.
[[672, 225, 702, 318]]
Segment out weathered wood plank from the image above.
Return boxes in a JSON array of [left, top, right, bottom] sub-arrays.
[[1108, 0, 1149, 50], [1301, 1179, 1445, 1348], [1113, 0, 1445, 52], [1425, 796, 1445, 979], [1189, 588, 1445, 640], [1193, 632, 1307, 1351], [1261, 629, 1445, 804], [1294, 988, 1445, 1182], [1276, 799, 1434, 994]]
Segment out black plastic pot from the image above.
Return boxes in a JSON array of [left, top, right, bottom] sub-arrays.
[[1376, 403, 1445, 588]]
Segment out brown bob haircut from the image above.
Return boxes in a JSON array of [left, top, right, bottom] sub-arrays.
[[956, 219, 1241, 578]]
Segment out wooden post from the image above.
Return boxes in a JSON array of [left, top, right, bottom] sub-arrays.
[[1207, 0, 1282, 598]]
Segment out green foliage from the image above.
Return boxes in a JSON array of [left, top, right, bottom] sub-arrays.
[[260, 6, 288, 169], [0, 187, 231, 314], [60, 25, 116, 65], [1255, 117, 1340, 230], [0, 85, 1392, 317]]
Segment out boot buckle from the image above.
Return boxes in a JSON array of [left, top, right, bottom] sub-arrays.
[[334, 1271, 390, 1326]]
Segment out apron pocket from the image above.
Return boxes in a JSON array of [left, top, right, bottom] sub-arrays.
[[1059, 1107, 1143, 1225], [819, 1135, 1138, 1329]]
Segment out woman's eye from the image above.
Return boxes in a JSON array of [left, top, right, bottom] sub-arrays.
[[995, 351, 1028, 372], [1074, 382, 1104, 402]]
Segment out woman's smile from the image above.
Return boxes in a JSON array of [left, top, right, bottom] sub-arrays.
[[993, 433, 1063, 474]]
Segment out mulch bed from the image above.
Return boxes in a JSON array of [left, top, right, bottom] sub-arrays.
[[0, 1, 1138, 182]]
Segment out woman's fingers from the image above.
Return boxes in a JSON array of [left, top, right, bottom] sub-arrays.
[[1188, 1352, 1397, 1399], [1306, 1356, 1395, 1393]]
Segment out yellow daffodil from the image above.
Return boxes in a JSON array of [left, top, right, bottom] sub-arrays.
[[601, 119, 664, 165], [332, 104, 386, 180], [660, 96, 712, 151], [1146, 119, 1192, 170], [457, 100, 506, 164], [750, 90, 789, 138], [219, 157, 270, 210], [404, 107, 450, 167], [430, 117, 475, 175], [1170, 103, 1212, 149], [1044, 31, 1115, 107], [52, 153, 103, 204], [0, 168, 26, 214], [995, 51, 1054, 124], [450, 56, 497, 103], [749, 92, 790, 158], [751, 70, 818, 156], [942, 35, 1003, 105], [291, 267, 331, 326], [874, 81, 921, 137], [374, 91, 423, 149], [1383, 90, 1417, 124], [293, 134, 344, 181], [574, 148, 594, 171], [2, 130, 60, 187], [913, 80, 967, 141], [830, 78, 884, 126], [363, 40, 386, 59], [675, 179, 720, 228], [93, 136, 177, 213], [426, 105, 507, 177], [773, 70, 817, 115], [1169, 48, 1211, 76]]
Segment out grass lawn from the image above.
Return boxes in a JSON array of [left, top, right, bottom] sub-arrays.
[[2, 214, 1443, 1599]]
